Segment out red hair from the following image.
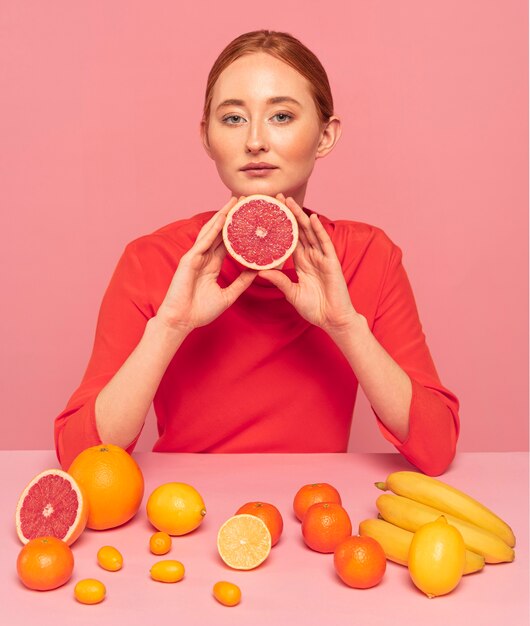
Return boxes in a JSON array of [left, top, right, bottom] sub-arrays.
[[202, 30, 334, 129]]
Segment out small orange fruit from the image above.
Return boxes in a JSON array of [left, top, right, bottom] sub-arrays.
[[97, 545, 123, 571], [217, 514, 271, 570], [293, 483, 342, 522], [149, 531, 172, 555], [74, 578, 106, 604], [302, 502, 352, 553], [17, 536, 74, 591], [146, 482, 206, 536], [67, 444, 144, 530], [213, 581, 242, 607], [334, 535, 387, 589], [235, 502, 283, 546], [150, 560, 185, 583]]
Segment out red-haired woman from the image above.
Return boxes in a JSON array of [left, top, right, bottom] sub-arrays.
[[55, 30, 459, 475]]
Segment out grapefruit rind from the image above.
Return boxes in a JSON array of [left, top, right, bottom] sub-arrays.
[[15, 468, 88, 546], [217, 513, 272, 570], [222, 194, 299, 270]]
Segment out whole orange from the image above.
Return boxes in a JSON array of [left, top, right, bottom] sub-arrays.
[[67, 444, 144, 530], [17, 536, 74, 591], [334, 535, 387, 589], [293, 483, 342, 522], [235, 502, 283, 546], [301, 502, 352, 553]]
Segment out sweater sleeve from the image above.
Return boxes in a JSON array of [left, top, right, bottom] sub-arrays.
[[54, 241, 153, 469], [370, 241, 460, 476]]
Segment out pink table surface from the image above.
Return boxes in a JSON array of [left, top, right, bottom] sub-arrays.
[[1, 451, 528, 626]]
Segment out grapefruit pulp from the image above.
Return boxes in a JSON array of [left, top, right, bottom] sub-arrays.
[[222, 194, 299, 269], [15, 469, 88, 546]]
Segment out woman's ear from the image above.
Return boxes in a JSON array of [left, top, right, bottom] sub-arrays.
[[200, 120, 213, 159], [316, 116, 342, 159]]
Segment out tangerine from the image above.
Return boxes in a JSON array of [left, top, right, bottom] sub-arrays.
[[333, 535, 387, 589], [17, 536, 74, 591], [301, 502, 352, 553], [67, 444, 144, 530], [235, 502, 283, 546], [293, 483, 342, 522]]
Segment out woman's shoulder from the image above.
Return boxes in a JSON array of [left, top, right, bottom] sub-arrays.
[[313, 210, 400, 258], [123, 211, 215, 258]]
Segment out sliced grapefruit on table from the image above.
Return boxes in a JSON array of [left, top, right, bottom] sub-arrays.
[[15, 469, 88, 546], [217, 514, 272, 570], [222, 194, 299, 270]]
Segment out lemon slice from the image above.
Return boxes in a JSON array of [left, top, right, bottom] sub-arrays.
[[217, 514, 272, 570]]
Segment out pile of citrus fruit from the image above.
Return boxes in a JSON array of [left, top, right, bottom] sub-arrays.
[[13, 447, 517, 606]]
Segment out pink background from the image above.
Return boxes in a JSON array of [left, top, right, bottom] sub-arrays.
[[1, 1, 527, 453]]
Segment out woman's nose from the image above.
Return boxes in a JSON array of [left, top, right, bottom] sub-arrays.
[[245, 122, 269, 153]]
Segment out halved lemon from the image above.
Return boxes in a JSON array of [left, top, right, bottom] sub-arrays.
[[217, 514, 272, 570]]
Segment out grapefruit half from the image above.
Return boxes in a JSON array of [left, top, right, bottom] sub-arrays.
[[15, 469, 88, 546], [222, 194, 299, 270]]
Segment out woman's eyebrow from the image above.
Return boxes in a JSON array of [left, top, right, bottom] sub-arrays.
[[216, 96, 302, 111]]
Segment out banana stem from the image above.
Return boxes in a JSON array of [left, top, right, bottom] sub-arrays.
[[375, 482, 387, 491]]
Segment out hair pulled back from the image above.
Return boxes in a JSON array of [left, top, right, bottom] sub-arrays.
[[202, 30, 334, 128]]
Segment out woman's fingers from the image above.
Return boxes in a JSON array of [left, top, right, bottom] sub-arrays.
[[194, 196, 237, 253], [223, 269, 257, 303], [281, 195, 323, 252]]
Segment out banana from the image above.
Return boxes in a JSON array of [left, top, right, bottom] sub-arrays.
[[376, 494, 515, 563], [375, 471, 515, 548], [359, 518, 485, 574]]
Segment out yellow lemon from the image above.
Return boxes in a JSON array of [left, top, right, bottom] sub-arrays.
[[97, 545, 123, 571], [150, 560, 185, 583], [74, 578, 106, 604], [146, 482, 206, 536], [408, 516, 466, 598]]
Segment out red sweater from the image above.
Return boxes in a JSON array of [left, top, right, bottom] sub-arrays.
[[54, 209, 459, 475]]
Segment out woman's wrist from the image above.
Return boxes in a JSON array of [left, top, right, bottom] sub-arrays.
[[147, 314, 192, 352], [323, 312, 370, 350]]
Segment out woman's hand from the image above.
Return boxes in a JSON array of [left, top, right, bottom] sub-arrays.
[[156, 196, 257, 334], [258, 194, 359, 335]]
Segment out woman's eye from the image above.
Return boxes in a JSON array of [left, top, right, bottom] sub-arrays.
[[272, 113, 293, 123], [223, 115, 245, 124]]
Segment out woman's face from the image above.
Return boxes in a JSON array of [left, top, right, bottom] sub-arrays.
[[202, 52, 340, 206]]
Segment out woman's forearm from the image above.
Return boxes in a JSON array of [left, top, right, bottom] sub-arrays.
[[95, 316, 189, 448], [326, 314, 412, 442]]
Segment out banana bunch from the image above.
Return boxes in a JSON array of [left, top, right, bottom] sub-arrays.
[[359, 471, 515, 566]]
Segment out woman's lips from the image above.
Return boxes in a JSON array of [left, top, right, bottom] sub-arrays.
[[241, 168, 278, 177]]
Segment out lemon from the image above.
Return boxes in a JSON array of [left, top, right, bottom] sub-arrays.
[[146, 482, 206, 536], [408, 515, 466, 598]]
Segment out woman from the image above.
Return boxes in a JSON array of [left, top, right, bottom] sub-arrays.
[[54, 30, 459, 475]]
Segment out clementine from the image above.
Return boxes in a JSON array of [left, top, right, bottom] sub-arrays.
[[17, 536, 74, 591], [334, 535, 387, 589], [301, 502, 352, 553], [67, 444, 144, 530], [293, 483, 342, 522], [235, 502, 283, 546]]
